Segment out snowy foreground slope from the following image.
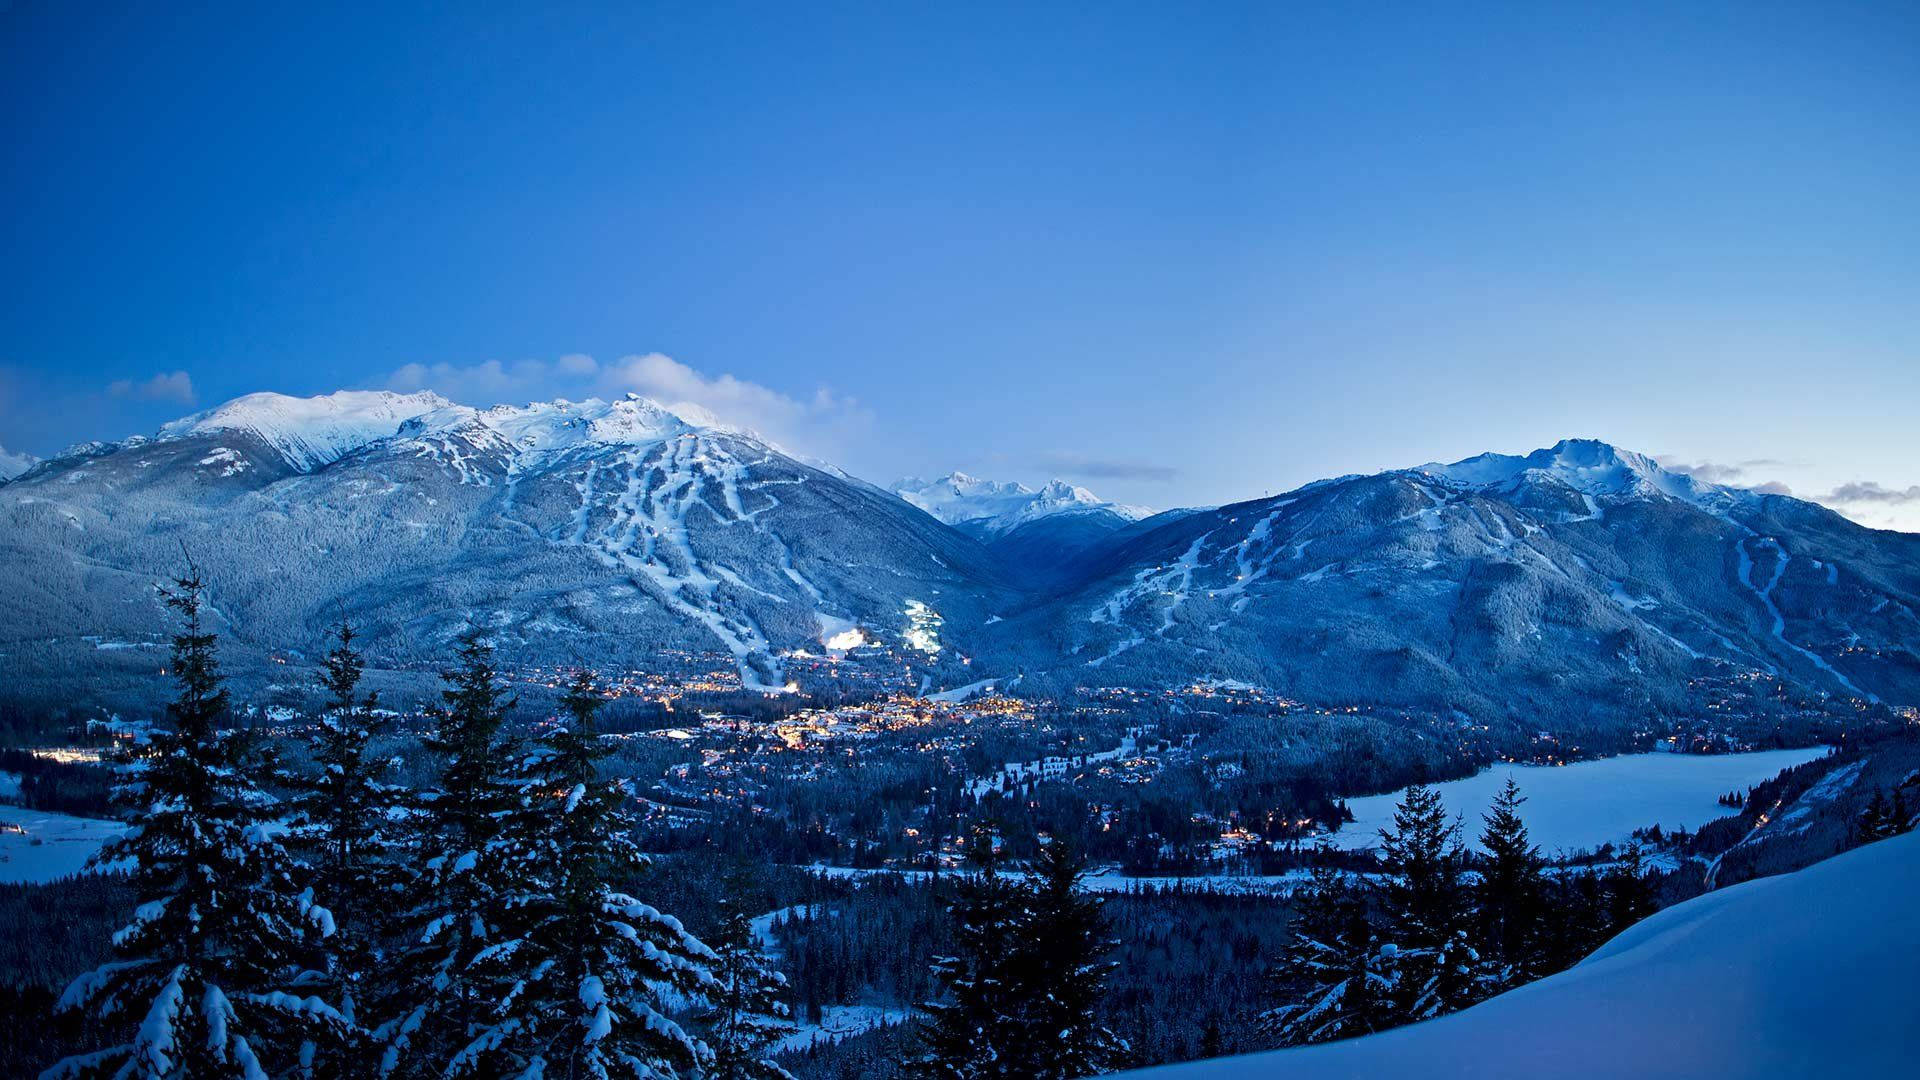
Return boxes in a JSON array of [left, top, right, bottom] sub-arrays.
[[1127, 832, 1920, 1080]]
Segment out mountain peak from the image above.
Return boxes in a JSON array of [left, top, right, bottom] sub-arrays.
[[894, 472, 1146, 532], [146, 388, 768, 473], [157, 389, 454, 471], [402, 394, 755, 455], [1415, 437, 1734, 509]]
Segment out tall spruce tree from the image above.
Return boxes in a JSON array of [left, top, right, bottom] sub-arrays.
[[1006, 841, 1126, 1078], [1474, 777, 1546, 987], [702, 901, 798, 1080], [46, 570, 341, 1079], [465, 670, 718, 1077], [376, 630, 522, 1076], [282, 622, 405, 1075], [911, 827, 1025, 1079], [1375, 783, 1487, 1022], [1258, 858, 1397, 1046]]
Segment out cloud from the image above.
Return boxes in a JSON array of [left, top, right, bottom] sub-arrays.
[[1822, 481, 1920, 505], [1035, 451, 1179, 483], [1751, 481, 1793, 496], [1658, 457, 1749, 485], [107, 370, 196, 405], [384, 352, 872, 458], [0, 440, 35, 481]]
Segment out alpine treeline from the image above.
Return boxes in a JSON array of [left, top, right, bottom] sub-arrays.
[[41, 573, 788, 1080], [1258, 776, 1657, 1045]]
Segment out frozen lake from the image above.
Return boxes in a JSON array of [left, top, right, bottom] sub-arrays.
[[0, 807, 127, 884], [1328, 746, 1830, 855]]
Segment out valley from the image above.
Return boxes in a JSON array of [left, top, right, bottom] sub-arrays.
[[1, 390, 1915, 1078]]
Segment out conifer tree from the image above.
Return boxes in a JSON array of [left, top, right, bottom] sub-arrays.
[[1375, 783, 1486, 1021], [1602, 843, 1657, 935], [911, 826, 1024, 1079], [376, 630, 522, 1076], [1857, 788, 1901, 844], [465, 670, 718, 1077], [1259, 858, 1396, 1046], [1006, 841, 1126, 1078], [1474, 777, 1546, 987], [282, 622, 405, 1075], [703, 901, 797, 1080], [47, 569, 341, 1079], [1543, 869, 1611, 972]]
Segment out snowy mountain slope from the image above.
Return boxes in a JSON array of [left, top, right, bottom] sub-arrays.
[[157, 389, 454, 471], [983, 440, 1920, 720], [1127, 831, 1920, 1080], [1415, 437, 1736, 513], [2, 410, 1916, 720], [0, 391, 1014, 700]]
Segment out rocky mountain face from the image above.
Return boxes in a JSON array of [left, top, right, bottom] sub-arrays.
[[2, 393, 1916, 726]]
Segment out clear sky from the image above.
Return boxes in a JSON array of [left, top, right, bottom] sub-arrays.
[[3, 3, 1917, 528]]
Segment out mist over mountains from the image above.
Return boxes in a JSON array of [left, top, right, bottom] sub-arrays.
[[2, 390, 1916, 722]]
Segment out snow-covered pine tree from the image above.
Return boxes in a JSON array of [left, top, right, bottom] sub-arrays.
[[46, 569, 342, 1079], [463, 670, 718, 1078], [910, 826, 1025, 1080], [702, 900, 797, 1080], [281, 622, 406, 1075], [375, 630, 523, 1077], [1375, 783, 1488, 1022], [1258, 857, 1396, 1046], [1473, 776, 1546, 988], [1006, 841, 1126, 1078]]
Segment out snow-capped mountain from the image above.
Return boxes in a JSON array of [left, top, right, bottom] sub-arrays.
[[893, 473, 1151, 588], [893, 472, 1147, 534], [0, 390, 1013, 701], [2, 405, 1915, 723], [0, 442, 35, 482], [1415, 438, 1746, 520], [157, 389, 455, 471], [984, 438, 1920, 720]]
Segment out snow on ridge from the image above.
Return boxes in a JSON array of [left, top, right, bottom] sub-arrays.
[[151, 389, 774, 473], [400, 394, 723, 454], [894, 471, 1147, 532], [1413, 437, 1742, 510], [157, 390, 454, 471]]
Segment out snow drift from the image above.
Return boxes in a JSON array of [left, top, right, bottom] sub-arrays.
[[1128, 832, 1920, 1079]]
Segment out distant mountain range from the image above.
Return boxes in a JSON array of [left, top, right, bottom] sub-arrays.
[[892, 472, 1154, 589], [2, 390, 1916, 722]]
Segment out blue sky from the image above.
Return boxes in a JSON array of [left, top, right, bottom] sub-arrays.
[[3, 3, 1917, 527]]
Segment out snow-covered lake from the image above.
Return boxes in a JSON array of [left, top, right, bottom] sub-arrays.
[[0, 808, 127, 884], [1328, 747, 1829, 856]]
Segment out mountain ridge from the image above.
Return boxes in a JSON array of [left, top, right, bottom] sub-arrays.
[[2, 389, 1915, 722]]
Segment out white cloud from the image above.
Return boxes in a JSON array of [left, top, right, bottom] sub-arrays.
[[0, 441, 36, 481], [383, 352, 872, 458], [107, 370, 196, 405], [1815, 481, 1920, 534], [1653, 454, 1920, 533]]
